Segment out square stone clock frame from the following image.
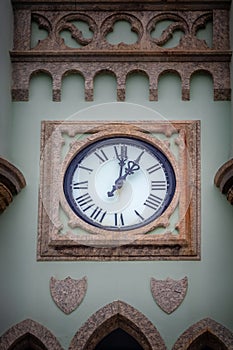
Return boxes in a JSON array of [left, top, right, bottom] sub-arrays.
[[37, 120, 200, 260]]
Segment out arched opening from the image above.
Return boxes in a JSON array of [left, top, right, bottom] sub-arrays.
[[8, 333, 47, 350], [157, 71, 182, 100], [94, 328, 144, 350], [126, 71, 150, 101], [0, 319, 63, 350], [61, 71, 85, 101], [190, 70, 214, 100], [69, 300, 166, 350], [29, 71, 53, 101], [187, 331, 227, 350], [93, 71, 117, 101], [172, 318, 233, 350]]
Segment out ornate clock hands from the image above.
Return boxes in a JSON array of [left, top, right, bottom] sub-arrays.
[[107, 159, 140, 197], [107, 150, 144, 197]]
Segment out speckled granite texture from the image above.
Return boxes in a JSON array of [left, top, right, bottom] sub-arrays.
[[150, 276, 188, 314], [215, 158, 233, 205], [172, 318, 233, 350], [68, 300, 167, 350], [0, 157, 26, 213], [0, 319, 63, 350], [50, 276, 87, 314], [11, 0, 231, 102], [1, 310, 233, 349]]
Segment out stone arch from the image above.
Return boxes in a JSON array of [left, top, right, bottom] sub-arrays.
[[0, 319, 63, 350], [68, 300, 167, 350], [172, 318, 233, 350]]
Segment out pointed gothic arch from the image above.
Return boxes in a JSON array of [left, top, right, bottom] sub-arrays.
[[68, 300, 167, 350], [0, 319, 63, 350], [172, 318, 233, 350]]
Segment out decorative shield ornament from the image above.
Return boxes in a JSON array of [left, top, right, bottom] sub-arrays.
[[50, 276, 87, 314], [150, 276, 188, 314]]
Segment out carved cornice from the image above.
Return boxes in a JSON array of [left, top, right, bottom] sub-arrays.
[[214, 159, 233, 205], [0, 158, 26, 213], [11, 0, 232, 102]]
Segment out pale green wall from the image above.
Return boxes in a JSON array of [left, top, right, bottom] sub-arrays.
[[0, 2, 233, 350]]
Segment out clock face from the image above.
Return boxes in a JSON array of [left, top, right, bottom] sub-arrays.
[[63, 137, 176, 231]]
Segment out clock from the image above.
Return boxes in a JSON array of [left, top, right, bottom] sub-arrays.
[[63, 134, 177, 234], [38, 120, 200, 260]]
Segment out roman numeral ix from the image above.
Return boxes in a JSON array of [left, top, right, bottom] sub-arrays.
[[72, 181, 88, 190]]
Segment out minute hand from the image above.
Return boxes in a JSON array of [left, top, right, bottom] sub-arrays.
[[107, 160, 140, 197]]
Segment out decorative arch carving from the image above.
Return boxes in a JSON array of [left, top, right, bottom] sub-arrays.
[[0, 319, 63, 350], [172, 318, 233, 350], [68, 300, 167, 350], [11, 0, 231, 102], [215, 159, 233, 205], [0, 157, 26, 213]]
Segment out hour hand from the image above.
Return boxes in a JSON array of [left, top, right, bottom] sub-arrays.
[[107, 160, 140, 197]]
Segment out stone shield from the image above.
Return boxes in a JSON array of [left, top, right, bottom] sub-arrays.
[[150, 276, 188, 314], [50, 276, 87, 314]]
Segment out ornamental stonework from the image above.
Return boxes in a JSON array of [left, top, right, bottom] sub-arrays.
[[11, 0, 231, 102], [50, 276, 87, 314], [0, 157, 26, 213], [150, 276, 188, 314]]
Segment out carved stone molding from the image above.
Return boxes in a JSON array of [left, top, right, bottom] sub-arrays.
[[214, 159, 233, 205], [69, 300, 166, 350], [0, 319, 63, 350], [0, 157, 26, 213], [1, 315, 233, 350], [11, 0, 231, 102], [172, 317, 233, 350]]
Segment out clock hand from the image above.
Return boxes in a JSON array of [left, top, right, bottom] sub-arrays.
[[114, 145, 128, 177], [107, 160, 140, 197]]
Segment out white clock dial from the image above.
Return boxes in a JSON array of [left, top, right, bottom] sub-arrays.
[[63, 137, 176, 231]]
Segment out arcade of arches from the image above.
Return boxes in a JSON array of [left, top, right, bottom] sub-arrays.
[[0, 301, 233, 350]]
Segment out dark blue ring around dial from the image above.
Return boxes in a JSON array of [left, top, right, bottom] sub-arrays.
[[63, 137, 176, 231]]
